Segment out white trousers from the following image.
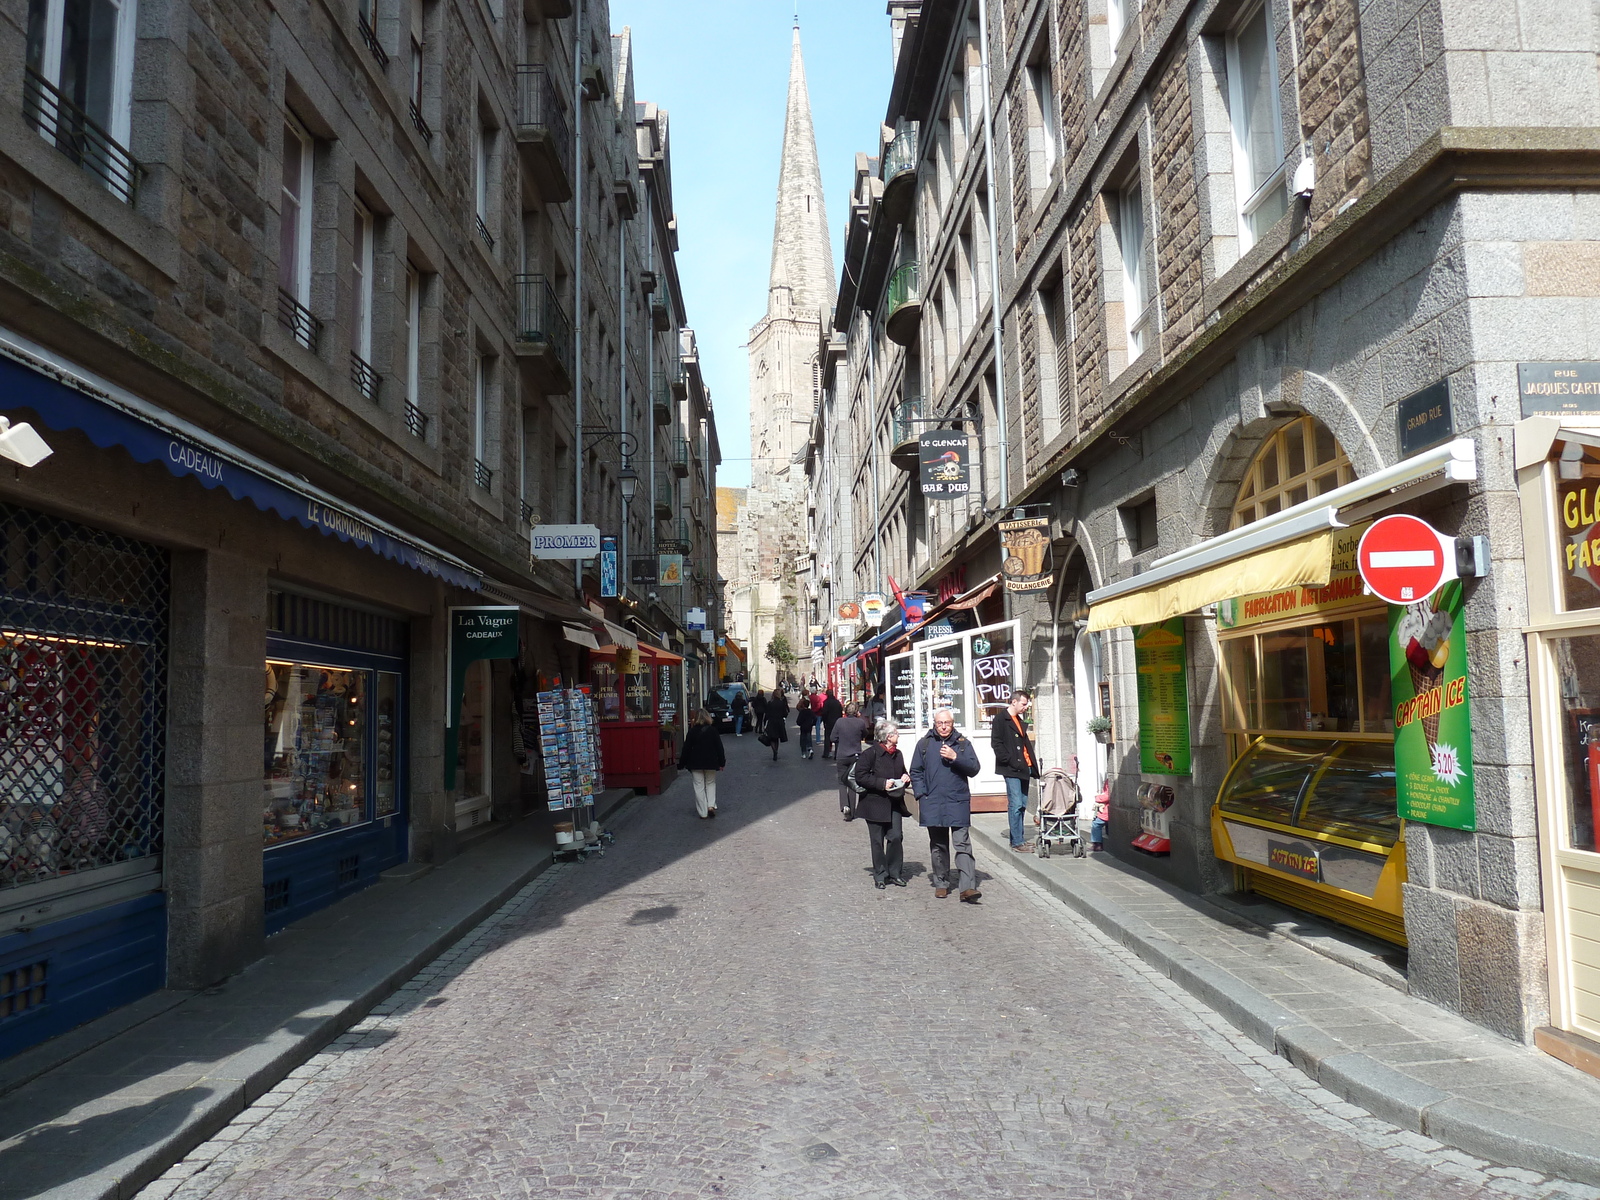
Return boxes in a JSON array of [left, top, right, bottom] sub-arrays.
[[691, 770, 718, 817]]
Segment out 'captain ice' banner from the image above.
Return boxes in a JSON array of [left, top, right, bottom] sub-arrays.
[[1389, 579, 1475, 830]]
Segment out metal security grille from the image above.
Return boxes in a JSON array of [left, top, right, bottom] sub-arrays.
[[0, 505, 169, 893], [266, 591, 407, 657]]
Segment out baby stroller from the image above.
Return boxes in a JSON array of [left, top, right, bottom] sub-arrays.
[[1035, 759, 1084, 858]]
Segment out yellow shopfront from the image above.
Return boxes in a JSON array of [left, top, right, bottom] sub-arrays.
[[1517, 421, 1600, 1054]]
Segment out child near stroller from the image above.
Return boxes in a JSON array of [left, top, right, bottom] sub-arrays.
[[1034, 759, 1085, 858]]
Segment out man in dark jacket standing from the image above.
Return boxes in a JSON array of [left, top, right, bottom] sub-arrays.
[[909, 708, 982, 902], [991, 688, 1040, 852], [819, 691, 844, 758], [829, 702, 871, 820]]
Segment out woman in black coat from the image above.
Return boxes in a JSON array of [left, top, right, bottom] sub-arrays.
[[762, 686, 789, 761], [854, 721, 911, 888], [677, 709, 726, 818]]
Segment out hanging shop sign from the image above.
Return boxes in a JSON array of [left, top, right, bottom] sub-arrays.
[[1358, 515, 1456, 605], [999, 514, 1053, 593], [659, 554, 684, 586], [1217, 523, 1370, 630], [1519, 361, 1600, 419], [630, 557, 657, 585], [861, 593, 887, 620], [615, 645, 641, 675], [1389, 579, 1475, 830], [835, 622, 857, 642], [919, 430, 972, 497], [1397, 380, 1454, 457], [445, 606, 520, 788], [686, 607, 707, 630], [934, 566, 967, 603], [837, 600, 861, 621], [1134, 618, 1191, 775], [531, 524, 601, 559], [599, 536, 619, 598]]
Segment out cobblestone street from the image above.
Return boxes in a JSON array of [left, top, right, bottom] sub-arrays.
[[138, 736, 1596, 1200]]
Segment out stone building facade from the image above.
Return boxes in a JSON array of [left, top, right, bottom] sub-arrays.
[[0, 0, 717, 1061], [808, 0, 1600, 1058]]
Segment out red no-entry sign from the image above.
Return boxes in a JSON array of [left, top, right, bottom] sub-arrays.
[[1357, 515, 1455, 604]]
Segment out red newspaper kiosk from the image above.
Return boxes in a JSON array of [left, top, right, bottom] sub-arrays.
[[589, 641, 683, 794]]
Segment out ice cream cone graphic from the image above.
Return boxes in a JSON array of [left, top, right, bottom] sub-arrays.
[[1397, 594, 1453, 757]]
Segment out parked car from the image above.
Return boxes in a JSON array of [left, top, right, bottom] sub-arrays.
[[703, 684, 748, 732]]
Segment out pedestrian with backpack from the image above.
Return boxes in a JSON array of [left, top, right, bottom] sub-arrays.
[[830, 702, 871, 820]]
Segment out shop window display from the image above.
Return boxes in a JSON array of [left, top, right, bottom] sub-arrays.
[[1551, 634, 1600, 854], [263, 663, 369, 845]]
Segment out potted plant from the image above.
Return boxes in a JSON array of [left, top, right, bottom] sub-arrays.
[[1086, 715, 1113, 744]]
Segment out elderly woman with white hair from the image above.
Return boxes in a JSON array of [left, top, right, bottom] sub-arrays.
[[851, 719, 913, 889]]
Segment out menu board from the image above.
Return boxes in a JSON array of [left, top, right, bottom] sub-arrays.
[[536, 688, 602, 812], [926, 641, 966, 730], [888, 654, 917, 728], [1134, 618, 1192, 775]]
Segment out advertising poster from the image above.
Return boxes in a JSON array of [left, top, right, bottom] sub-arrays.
[[1133, 617, 1191, 775], [1389, 579, 1475, 830], [918, 430, 971, 497], [599, 536, 618, 598]]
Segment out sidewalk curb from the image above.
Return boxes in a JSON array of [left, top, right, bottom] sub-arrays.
[[29, 791, 642, 1200], [971, 821, 1600, 1187]]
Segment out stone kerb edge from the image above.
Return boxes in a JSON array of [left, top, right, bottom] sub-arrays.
[[972, 821, 1600, 1188]]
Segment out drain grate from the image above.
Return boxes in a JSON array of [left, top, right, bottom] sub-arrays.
[[801, 1143, 838, 1162]]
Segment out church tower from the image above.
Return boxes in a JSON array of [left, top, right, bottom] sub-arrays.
[[729, 24, 834, 687], [747, 25, 834, 480]]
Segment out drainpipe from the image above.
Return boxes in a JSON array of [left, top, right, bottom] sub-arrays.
[[975, 0, 1009, 508], [646, 186, 656, 567], [868, 322, 883, 594], [571, 0, 585, 592], [619, 189, 629, 583]]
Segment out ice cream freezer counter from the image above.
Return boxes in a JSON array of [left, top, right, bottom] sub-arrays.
[[1211, 736, 1409, 946]]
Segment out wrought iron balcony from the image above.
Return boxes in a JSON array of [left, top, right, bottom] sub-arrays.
[[513, 274, 573, 393], [653, 379, 673, 426], [350, 352, 381, 401], [357, 12, 389, 69], [515, 64, 572, 203], [879, 121, 919, 224], [404, 401, 429, 439], [885, 259, 922, 346], [651, 294, 670, 332], [671, 434, 689, 479], [408, 97, 432, 143], [519, 499, 537, 526], [277, 288, 321, 353], [669, 356, 687, 400], [474, 459, 494, 491], [654, 481, 674, 521], [890, 398, 927, 472], [475, 214, 495, 252], [23, 67, 144, 205]]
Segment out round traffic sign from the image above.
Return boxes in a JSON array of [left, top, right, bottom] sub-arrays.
[[1357, 515, 1451, 605]]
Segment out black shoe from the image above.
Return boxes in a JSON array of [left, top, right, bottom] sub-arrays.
[[874, 880, 887, 890], [889, 877, 907, 887]]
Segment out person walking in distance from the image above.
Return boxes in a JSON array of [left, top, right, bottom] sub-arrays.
[[829, 701, 871, 821], [729, 689, 749, 737], [854, 720, 911, 888], [910, 707, 982, 902], [796, 691, 815, 759], [677, 709, 726, 818], [762, 686, 789, 761], [991, 688, 1040, 853], [750, 687, 768, 734], [867, 691, 888, 725], [819, 690, 843, 758]]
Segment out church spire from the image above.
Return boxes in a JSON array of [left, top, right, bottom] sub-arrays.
[[768, 26, 834, 317]]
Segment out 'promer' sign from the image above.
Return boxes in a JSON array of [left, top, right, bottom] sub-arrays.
[[530, 524, 601, 559]]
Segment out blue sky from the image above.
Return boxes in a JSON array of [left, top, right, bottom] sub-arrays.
[[612, 2, 894, 487]]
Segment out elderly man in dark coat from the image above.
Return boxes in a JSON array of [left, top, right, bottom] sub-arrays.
[[909, 707, 982, 902]]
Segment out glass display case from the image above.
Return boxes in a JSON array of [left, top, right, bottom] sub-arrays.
[[1218, 738, 1399, 846]]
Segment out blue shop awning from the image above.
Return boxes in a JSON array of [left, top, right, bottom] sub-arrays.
[[0, 329, 481, 591], [860, 618, 906, 652]]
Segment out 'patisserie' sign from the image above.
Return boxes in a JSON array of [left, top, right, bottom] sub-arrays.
[[1388, 581, 1475, 830]]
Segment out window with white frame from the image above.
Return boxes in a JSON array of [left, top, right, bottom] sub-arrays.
[[1116, 182, 1151, 360], [352, 203, 375, 363], [278, 118, 314, 305], [1107, 0, 1135, 50], [1226, 2, 1288, 250], [474, 121, 495, 249], [1027, 53, 1058, 181], [473, 354, 493, 491], [24, 0, 140, 201]]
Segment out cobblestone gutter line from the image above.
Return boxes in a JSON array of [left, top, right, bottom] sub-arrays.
[[970, 821, 1600, 1192]]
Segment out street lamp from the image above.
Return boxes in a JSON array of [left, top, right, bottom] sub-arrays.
[[619, 458, 639, 595]]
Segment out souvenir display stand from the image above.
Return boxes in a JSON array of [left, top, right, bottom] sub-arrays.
[[536, 687, 613, 862]]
